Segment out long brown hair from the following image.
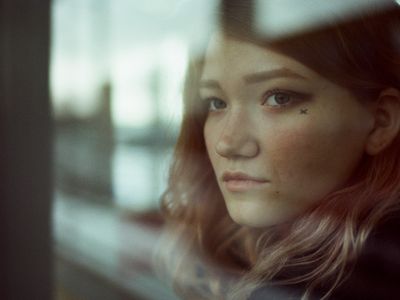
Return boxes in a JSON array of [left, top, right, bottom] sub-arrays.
[[159, 4, 400, 300]]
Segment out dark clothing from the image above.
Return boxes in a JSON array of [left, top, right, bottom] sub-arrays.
[[249, 215, 400, 300]]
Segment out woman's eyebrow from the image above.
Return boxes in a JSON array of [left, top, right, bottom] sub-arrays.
[[199, 68, 307, 90], [199, 79, 221, 90], [244, 68, 307, 84]]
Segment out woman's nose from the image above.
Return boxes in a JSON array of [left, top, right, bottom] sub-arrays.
[[215, 111, 259, 159]]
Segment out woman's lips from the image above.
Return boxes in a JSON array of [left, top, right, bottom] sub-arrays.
[[221, 172, 269, 192]]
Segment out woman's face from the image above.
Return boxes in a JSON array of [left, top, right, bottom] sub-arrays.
[[201, 34, 375, 227]]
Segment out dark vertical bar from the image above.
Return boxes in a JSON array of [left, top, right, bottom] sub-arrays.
[[0, 0, 52, 299], [219, 0, 255, 37]]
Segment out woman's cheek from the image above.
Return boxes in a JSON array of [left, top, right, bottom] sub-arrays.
[[266, 121, 329, 188]]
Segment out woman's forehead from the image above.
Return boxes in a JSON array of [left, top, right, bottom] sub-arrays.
[[201, 33, 318, 81]]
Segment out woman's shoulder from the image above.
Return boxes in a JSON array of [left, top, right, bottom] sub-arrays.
[[249, 213, 400, 300], [330, 212, 400, 300]]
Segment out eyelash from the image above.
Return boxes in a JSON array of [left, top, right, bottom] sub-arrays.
[[204, 97, 227, 112], [203, 89, 309, 112], [261, 89, 308, 109]]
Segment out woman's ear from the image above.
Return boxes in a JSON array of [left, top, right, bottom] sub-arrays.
[[366, 88, 400, 155]]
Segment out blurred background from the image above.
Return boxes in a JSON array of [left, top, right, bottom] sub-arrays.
[[1, 0, 398, 300], [51, 0, 218, 299]]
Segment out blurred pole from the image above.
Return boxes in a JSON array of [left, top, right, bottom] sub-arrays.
[[0, 0, 52, 299]]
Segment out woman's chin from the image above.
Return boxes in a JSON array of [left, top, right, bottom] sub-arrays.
[[225, 197, 302, 228]]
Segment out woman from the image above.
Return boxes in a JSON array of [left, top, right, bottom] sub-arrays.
[[157, 2, 400, 299]]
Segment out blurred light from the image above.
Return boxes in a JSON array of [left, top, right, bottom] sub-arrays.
[[110, 37, 187, 129], [112, 146, 152, 210], [255, 0, 394, 39], [112, 145, 171, 210], [158, 37, 188, 125], [110, 47, 156, 128], [50, 0, 110, 118], [50, 58, 104, 117]]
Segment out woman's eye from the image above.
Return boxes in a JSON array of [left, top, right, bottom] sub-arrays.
[[262, 91, 293, 107], [208, 97, 227, 111]]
